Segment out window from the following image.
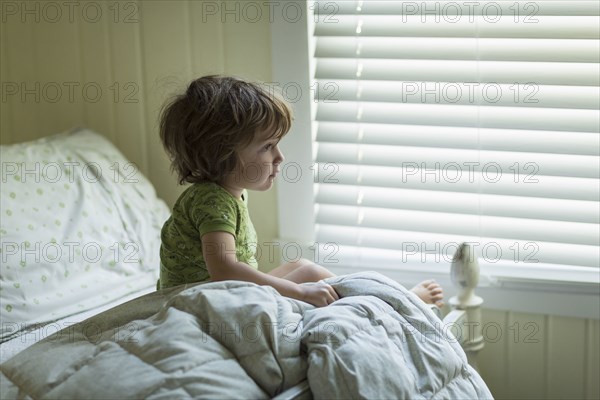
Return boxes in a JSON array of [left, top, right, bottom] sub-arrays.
[[272, 1, 599, 317]]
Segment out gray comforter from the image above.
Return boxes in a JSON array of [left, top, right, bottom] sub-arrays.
[[0, 272, 492, 399]]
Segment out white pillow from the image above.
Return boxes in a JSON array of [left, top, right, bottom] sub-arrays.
[[0, 128, 170, 340]]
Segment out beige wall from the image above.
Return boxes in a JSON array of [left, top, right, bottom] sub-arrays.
[[478, 310, 599, 399], [1, 1, 598, 398], [0, 0, 280, 271]]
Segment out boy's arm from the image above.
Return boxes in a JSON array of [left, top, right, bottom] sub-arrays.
[[202, 231, 338, 307]]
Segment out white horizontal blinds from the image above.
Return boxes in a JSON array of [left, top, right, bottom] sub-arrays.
[[310, 1, 600, 275]]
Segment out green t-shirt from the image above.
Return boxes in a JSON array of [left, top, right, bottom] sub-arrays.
[[158, 182, 258, 289]]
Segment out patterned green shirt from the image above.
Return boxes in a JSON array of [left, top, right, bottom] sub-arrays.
[[158, 182, 258, 289]]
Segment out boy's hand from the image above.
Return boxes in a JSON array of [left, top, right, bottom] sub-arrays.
[[299, 282, 339, 307]]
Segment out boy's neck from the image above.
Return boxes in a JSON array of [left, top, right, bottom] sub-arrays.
[[218, 181, 244, 201]]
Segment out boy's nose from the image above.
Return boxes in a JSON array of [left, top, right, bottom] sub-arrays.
[[275, 145, 285, 163]]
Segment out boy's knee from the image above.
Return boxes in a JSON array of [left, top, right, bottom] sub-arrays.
[[297, 263, 332, 282], [292, 258, 313, 268]]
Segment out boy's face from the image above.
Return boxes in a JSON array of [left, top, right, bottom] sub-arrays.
[[225, 130, 285, 196]]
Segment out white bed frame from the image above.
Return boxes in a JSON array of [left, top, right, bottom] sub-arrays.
[[274, 242, 485, 400]]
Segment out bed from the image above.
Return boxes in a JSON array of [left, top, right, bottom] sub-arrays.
[[0, 128, 492, 399]]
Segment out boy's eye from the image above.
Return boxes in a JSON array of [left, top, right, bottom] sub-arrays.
[[264, 144, 273, 150]]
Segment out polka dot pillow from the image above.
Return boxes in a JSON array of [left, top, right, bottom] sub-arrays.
[[0, 128, 170, 340]]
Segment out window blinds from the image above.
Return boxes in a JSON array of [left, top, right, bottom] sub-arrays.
[[309, 1, 600, 282]]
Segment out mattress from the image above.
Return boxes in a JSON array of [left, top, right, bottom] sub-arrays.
[[0, 286, 156, 364]]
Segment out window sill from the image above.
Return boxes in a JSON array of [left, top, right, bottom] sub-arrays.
[[321, 263, 599, 319]]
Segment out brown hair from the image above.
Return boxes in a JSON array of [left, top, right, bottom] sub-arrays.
[[159, 75, 293, 185]]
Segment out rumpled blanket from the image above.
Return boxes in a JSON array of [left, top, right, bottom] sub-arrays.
[[0, 272, 492, 399]]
